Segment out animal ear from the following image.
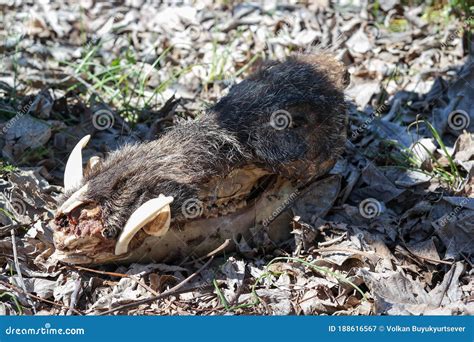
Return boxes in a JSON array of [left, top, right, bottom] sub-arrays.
[[64, 135, 91, 192], [114, 195, 174, 255]]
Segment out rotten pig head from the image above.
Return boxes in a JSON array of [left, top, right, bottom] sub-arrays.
[[51, 53, 349, 265], [52, 122, 247, 264]]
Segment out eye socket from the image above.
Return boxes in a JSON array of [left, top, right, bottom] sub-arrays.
[[101, 227, 117, 239]]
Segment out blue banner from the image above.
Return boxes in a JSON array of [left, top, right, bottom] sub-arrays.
[[0, 316, 472, 342]]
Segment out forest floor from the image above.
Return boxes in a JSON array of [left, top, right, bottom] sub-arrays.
[[0, 0, 473, 315]]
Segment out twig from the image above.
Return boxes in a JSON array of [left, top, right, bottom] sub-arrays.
[[182, 239, 231, 265], [400, 245, 454, 266], [71, 265, 159, 296], [10, 229, 36, 314], [0, 223, 28, 238], [318, 233, 347, 247], [96, 256, 214, 315], [313, 246, 379, 259], [0, 280, 84, 315]]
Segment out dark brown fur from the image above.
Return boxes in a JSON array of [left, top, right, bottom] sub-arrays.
[[59, 53, 348, 239]]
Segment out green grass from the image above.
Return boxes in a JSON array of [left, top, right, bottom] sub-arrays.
[[388, 18, 410, 33], [0, 292, 23, 314], [213, 256, 367, 313], [0, 161, 17, 174], [61, 40, 190, 123], [389, 120, 464, 191], [205, 32, 260, 89], [252, 257, 367, 300]]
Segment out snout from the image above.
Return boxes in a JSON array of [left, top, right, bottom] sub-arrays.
[[51, 224, 118, 264]]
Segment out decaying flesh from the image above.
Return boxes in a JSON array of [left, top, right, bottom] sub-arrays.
[[51, 53, 348, 265]]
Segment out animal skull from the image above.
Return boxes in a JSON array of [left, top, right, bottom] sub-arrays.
[[51, 53, 348, 265]]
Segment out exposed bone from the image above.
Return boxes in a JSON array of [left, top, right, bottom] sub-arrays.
[[124, 177, 297, 263], [115, 195, 174, 255], [64, 135, 91, 192]]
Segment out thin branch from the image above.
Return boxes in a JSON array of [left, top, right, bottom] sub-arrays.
[[96, 256, 214, 315], [10, 229, 36, 314], [71, 265, 159, 296], [0, 280, 84, 315]]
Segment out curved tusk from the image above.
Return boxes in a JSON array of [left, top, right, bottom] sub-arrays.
[[64, 135, 91, 192], [115, 195, 174, 255], [58, 184, 89, 214]]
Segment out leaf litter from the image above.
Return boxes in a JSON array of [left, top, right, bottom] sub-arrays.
[[0, 0, 473, 315]]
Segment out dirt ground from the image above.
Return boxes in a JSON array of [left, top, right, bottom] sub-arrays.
[[0, 0, 473, 315]]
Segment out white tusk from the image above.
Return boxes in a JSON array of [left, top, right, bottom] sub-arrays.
[[64, 135, 91, 192], [115, 195, 174, 255], [58, 184, 89, 214]]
